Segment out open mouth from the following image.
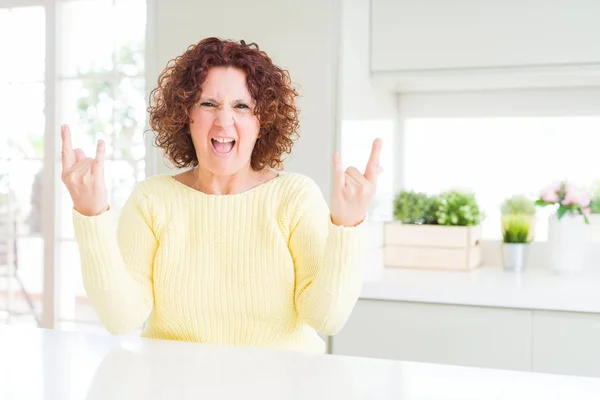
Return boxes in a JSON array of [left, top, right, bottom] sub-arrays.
[[211, 138, 236, 155]]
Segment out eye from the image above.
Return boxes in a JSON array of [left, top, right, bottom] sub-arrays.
[[200, 102, 215, 107], [235, 103, 249, 109]]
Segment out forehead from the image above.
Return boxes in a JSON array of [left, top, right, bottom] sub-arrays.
[[200, 67, 251, 99]]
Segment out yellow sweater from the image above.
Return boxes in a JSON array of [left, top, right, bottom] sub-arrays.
[[72, 172, 367, 353]]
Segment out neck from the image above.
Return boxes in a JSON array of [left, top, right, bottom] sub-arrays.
[[191, 166, 265, 195]]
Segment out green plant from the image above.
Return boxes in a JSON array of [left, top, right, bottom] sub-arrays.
[[423, 194, 441, 225], [501, 194, 536, 216], [589, 180, 600, 214], [435, 190, 481, 226], [502, 215, 531, 244], [392, 191, 430, 224], [591, 199, 600, 214]]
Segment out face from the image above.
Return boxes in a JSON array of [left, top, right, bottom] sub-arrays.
[[188, 66, 260, 177]]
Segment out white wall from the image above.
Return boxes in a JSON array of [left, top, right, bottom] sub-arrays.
[[340, 0, 395, 121], [145, 0, 342, 200]]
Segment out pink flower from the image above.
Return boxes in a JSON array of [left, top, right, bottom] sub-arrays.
[[580, 193, 591, 208], [583, 206, 592, 218], [540, 182, 561, 203], [563, 183, 591, 208]]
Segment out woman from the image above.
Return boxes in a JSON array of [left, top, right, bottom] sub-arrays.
[[61, 37, 382, 354]]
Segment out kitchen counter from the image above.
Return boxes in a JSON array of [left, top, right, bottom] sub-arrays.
[[360, 264, 600, 313], [1, 326, 600, 399]]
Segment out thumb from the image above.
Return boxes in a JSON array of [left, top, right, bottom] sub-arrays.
[[332, 152, 344, 190]]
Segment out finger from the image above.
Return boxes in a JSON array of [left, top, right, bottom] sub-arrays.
[[72, 157, 94, 174], [346, 167, 366, 186], [92, 139, 105, 178], [68, 158, 95, 182], [74, 148, 85, 163], [332, 152, 345, 189], [363, 138, 382, 183], [95, 139, 105, 162], [61, 125, 76, 170]]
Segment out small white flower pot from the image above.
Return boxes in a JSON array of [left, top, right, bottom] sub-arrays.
[[586, 214, 600, 243], [547, 212, 586, 272]]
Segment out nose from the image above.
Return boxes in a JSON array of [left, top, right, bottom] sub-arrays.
[[214, 106, 234, 128]]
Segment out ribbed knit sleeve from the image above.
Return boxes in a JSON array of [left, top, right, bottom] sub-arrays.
[[288, 178, 367, 335], [72, 182, 157, 334]]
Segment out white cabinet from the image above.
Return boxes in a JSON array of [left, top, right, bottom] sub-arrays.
[[333, 299, 532, 371], [370, 0, 600, 72], [368, 0, 600, 91], [532, 310, 600, 377], [333, 299, 600, 378]]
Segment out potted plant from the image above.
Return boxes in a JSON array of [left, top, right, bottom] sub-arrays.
[[385, 189, 483, 270], [586, 180, 600, 241], [392, 190, 432, 224], [435, 189, 482, 227], [535, 181, 591, 222], [501, 215, 531, 272], [535, 181, 591, 272], [589, 180, 600, 215], [500, 194, 536, 242]]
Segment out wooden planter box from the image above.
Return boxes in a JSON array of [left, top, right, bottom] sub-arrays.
[[384, 222, 483, 271]]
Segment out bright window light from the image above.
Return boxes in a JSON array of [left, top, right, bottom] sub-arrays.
[[341, 119, 395, 221], [403, 116, 600, 241]]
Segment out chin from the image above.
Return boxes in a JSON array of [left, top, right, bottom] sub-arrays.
[[206, 160, 247, 177]]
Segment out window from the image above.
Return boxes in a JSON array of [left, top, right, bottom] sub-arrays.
[[0, 5, 46, 326], [402, 116, 600, 241], [0, 0, 148, 332], [57, 0, 147, 329], [341, 120, 395, 222]]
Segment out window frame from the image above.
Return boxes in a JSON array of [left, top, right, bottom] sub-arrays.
[[0, 0, 157, 329], [394, 87, 600, 268]]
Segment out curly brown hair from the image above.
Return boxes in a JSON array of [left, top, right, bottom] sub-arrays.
[[147, 37, 300, 171]]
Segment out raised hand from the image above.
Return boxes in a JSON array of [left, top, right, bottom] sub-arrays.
[[330, 138, 382, 227], [60, 125, 109, 217]]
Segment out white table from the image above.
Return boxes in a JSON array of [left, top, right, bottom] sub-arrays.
[[1, 326, 599, 399]]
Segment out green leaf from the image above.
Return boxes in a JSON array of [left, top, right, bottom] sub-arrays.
[[583, 213, 590, 224], [392, 191, 430, 224], [433, 190, 481, 226], [502, 215, 531, 243], [557, 206, 567, 220], [590, 199, 600, 214]]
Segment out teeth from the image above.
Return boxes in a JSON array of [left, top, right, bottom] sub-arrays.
[[213, 138, 234, 143]]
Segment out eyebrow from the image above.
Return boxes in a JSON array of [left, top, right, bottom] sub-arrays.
[[199, 97, 252, 104]]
